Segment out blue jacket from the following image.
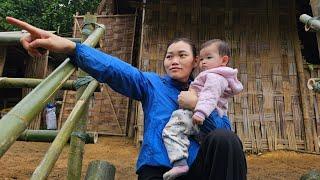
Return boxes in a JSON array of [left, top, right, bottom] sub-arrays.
[[70, 43, 231, 172]]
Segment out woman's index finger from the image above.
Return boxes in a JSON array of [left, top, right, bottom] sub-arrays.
[[6, 17, 42, 37]]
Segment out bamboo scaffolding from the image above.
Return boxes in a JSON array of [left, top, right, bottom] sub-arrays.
[[67, 13, 98, 179], [0, 59, 75, 157], [17, 130, 98, 144], [0, 20, 104, 160], [31, 80, 100, 180]]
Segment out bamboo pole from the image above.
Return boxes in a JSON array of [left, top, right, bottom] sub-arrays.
[[310, 0, 320, 57], [67, 13, 101, 180], [17, 130, 98, 144], [0, 32, 81, 45], [0, 23, 105, 159], [0, 77, 74, 90], [299, 14, 320, 32], [0, 46, 6, 76], [31, 80, 100, 180], [0, 77, 100, 91]]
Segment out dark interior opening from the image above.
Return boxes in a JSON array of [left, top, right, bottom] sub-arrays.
[[0, 46, 26, 110], [296, 0, 320, 64]]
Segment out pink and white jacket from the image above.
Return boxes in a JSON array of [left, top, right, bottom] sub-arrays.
[[190, 66, 243, 120]]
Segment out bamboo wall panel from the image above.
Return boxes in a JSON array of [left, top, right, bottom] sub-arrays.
[[59, 15, 136, 135], [137, 0, 320, 152]]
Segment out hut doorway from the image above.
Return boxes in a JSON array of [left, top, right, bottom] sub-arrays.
[[0, 46, 26, 112], [296, 0, 320, 64]]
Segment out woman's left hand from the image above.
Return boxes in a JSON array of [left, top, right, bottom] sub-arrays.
[[178, 90, 198, 110]]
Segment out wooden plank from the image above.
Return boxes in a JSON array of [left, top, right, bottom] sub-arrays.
[[0, 46, 6, 76]]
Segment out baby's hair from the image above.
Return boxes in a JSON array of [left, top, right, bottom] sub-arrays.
[[201, 39, 231, 57]]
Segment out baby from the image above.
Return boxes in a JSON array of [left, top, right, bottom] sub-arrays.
[[162, 39, 243, 180]]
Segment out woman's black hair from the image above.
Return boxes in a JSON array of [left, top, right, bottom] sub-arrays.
[[164, 37, 197, 58]]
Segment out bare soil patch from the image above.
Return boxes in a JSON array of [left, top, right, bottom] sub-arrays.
[[1, 137, 320, 179]]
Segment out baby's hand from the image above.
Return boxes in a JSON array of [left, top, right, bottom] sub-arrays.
[[192, 114, 204, 125]]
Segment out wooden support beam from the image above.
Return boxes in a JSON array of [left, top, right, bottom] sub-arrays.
[[0, 46, 6, 76], [292, 1, 315, 151]]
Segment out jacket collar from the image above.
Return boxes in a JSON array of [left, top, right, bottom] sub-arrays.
[[162, 75, 190, 91]]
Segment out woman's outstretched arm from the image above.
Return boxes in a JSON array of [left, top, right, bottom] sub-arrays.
[[6, 17, 149, 101]]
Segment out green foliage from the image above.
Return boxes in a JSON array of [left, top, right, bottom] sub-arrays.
[[0, 0, 100, 35]]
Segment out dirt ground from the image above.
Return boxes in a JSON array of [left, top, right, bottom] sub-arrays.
[[1, 137, 320, 180]]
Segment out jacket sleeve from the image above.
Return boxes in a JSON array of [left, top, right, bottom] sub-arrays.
[[69, 43, 149, 101], [194, 73, 228, 118]]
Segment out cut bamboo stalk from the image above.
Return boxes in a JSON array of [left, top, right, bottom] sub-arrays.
[[299, 14, 320, 32], [17, 130, 98, 144], [307, 78, 320, 90], [84, 160, 116, 180], [31, 80, 100, 180]]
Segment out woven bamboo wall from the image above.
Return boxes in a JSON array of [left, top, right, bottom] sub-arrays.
[[136, 0, 320, 152], [59, 15, 136, 135]]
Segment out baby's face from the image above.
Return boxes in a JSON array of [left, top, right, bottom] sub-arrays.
[[199, 43, 226, 71]]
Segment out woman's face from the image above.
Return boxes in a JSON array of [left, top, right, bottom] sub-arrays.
[[164, 41, 198, 82]]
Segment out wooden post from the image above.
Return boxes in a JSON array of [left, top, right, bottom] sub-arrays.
[[291, 1, 315, 151], [0, 46, 6, 76], [310, 0, 320, 57]]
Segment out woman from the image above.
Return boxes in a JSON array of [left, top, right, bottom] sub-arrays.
[[6, 17, 247, 180]]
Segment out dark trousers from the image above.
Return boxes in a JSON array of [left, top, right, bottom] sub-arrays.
[[137, 129, 247, 180]]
